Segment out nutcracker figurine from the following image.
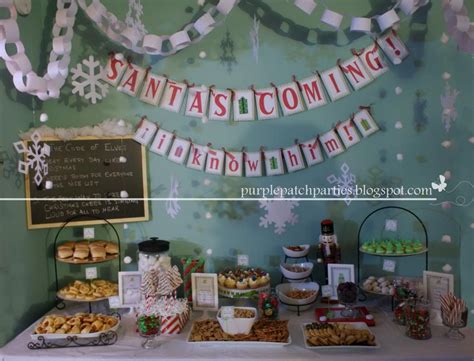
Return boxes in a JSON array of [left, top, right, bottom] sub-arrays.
[[317, 219, 341, 281]]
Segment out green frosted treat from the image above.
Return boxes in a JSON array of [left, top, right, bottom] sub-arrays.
[[376, 245, 385, 254], [367, 245, 376, 253], [362, 242, 370, 251], [395, 243, 404, 254], [405, 245, 414, 254], [386, 243, 395, 254], [413, 240, 423, 252]]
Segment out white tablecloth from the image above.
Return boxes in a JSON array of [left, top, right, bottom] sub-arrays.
[[1, 300, 473, 361]]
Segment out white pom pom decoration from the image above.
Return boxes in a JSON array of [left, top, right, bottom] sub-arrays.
[[441, 235, 452, 243], [393, 57, 402, 65], [39, 113, 48, 123], [395, 86, 403, 95], [206, 248, 213, 256], [201, 116, 208, 124], [203, 178, 211, 186], [205, 212, 212, 219], [443, 170, 451, 180], [119, 156, 127, 163], [199, 51, 207, 59], [469, 137, 474, 144], [45, 181, 53, 189], [123, 256, 132, 264], [395, 121, 403, 129], [442, 264, 452, 273], [123, 223, 129, 230], [442, 72, 451, 80], [441, 140, 452, 148], [115, 53, 125, 61], [396, 153, 404, 161], [120, 190, 129, 198]]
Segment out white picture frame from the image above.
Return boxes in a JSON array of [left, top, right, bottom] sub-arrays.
[[327, 263, 355, 300], [191, 273, 219, 311], [118, 271, 142, 308], [423, 271, 454, 325]]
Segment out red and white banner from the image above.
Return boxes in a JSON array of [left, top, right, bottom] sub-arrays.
[[133, 108, 379, 177], [107, 31, 408, 122]]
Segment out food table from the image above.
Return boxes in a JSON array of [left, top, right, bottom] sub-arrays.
[[1, 300, 473, 361]]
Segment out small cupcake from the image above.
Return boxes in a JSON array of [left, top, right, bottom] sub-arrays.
[[248, 275, 259, 289], [224, 276, 237, 289], [218, 274, 227, 286], [257, 273, 270, 287], [236, 278, 248, 290]]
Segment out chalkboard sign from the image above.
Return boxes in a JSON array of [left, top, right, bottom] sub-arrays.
[[25, 137, 149, 229]]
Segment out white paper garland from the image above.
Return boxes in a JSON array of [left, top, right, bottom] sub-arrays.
[[299, 0, 431, 33], [0, 0, 77, 100], [76, 0, 238, 56]]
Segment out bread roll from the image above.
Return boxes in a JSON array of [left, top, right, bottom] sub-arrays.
[[91, 240, 107, 247], [57, 246, 73, 259], [90, 246, 106, 259], [73, 248, 89, 259], [105, 242, 118, 254]]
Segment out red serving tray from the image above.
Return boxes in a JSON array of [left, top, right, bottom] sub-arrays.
[[315, 306, 376, 326]]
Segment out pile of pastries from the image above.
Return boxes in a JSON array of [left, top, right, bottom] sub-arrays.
[[218, 267, 270, 289], [190, 319, 289, 343], [58, 279, 118, 301], [361, 239, 424, 255], [362, 276, 412, 295], [304, 322, 376, 347], [56, 240, 119, 262], [33, 313, 119, 335]]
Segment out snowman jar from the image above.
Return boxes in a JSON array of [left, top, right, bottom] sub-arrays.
[[137, 237, 171, 272]]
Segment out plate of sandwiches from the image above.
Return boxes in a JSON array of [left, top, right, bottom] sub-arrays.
[[56, 240, 119, 264], [57, 279, 118, 302], [302, 322, 380, 350], [31, 313, 120, 340]]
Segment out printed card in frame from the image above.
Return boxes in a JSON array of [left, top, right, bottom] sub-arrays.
[[118, 271, 142, 308], [423, 271, 454, 325], [191, 273, 219, 311], [327, 264, 355, 300]]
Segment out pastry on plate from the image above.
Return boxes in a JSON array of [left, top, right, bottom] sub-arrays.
[[57, 246, 73, 259]]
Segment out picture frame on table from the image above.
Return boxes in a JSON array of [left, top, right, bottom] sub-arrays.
[[118, 271, 142, 308], [423, 271, 454, 325], [191, 273, 219, 311], [327, 264, 355, 300]]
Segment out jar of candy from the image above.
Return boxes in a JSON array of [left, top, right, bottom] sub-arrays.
[[393, 286, 417, 325], [406, 300, 431, 340], [138, 237, 170, 272], [137, 314, 161, 349], [258, 292, 279, 319]]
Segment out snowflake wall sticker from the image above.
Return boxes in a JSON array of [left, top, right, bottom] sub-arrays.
[[440, 81, 460, 132], [125, 0, 148, 37], [166, 176, 181, 219], [13, 131, 50, 186], [327, 162, 357, 206], [70, 55, 109, 104], [259, 187, 299, 235]]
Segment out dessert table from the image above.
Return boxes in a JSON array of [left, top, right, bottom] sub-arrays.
[[1, 300, 473, 361]]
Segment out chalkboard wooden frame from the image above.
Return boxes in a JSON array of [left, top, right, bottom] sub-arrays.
[[24, 136, 149, 229]]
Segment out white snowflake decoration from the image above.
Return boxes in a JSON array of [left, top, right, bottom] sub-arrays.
[[165, 176, 181, 219], [13, 131, 50, 186], [249, 15, 260, 64], [327, 162, 357, 206], [125, 0, 148, 37], [70, 55, 109, 104], [259, 188, 299, 235], [440, 81, 460, 132]]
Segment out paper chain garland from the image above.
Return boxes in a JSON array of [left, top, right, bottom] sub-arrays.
[[132, 107, 379, 177], [0, 0, 77, 100], [76, 0, 238, 55], [105, 31, 408, 123], [294, 0, 430, 32]]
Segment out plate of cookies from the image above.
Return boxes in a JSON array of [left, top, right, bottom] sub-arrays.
[[32, 313, 120, 340], [187, 319, 291, 346], [302, 322, 380, 350], [56, 240, 119, 264], [57, 279, 118, 302]]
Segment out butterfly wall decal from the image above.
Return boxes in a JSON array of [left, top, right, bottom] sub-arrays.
[[431, 175, 447, 192]]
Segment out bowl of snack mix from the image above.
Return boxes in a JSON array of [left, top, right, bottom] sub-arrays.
[[282, 244, 310, 258], [217, 306, 256, 335], [276, 282, 319, 311]]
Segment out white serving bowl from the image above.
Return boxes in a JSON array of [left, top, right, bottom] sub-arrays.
[[282, 244, 310, 258], [217, 307, 256, 335], [276, 282, 319, 311], [280, 262, 313, 281]]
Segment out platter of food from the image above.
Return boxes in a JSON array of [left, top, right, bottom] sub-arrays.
[[218, 267, 271, 298], [302, 322, 380, 350], [187, 319, 291, 346], [360, 240, 427, 256], [56, 240, 119, 264], [31, 313, 120, 340], [57, 279, 118, 302], [361, 276, 421, 296]]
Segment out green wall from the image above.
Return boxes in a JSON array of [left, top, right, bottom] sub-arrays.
[[0, 0, 473, 347]]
